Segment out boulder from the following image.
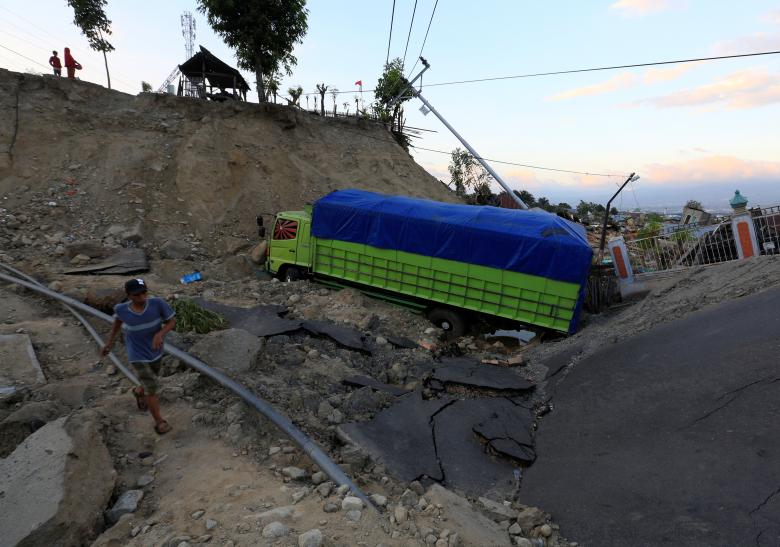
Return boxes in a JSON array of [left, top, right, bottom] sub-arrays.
[[105, 490, 144, 523], [65, 240, 108, 259], [189, 329, 262, 373], [0, 400, 64, 457], [160, 239, 192, 260], [298, 528, 323, 547], [84, 287, 126, 314], [0, 411, 116, 547], [424, 484, 510, 547]]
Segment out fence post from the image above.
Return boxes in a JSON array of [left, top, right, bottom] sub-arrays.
[[608, 236, 634, 283], [729, 190, 759, 260]]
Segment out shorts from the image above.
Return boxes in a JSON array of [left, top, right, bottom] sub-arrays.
[[131, 358, 162, 395]]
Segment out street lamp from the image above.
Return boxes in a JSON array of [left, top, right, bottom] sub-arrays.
[[598, 173, 640, 261]]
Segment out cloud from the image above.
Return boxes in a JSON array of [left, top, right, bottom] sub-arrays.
[[643, 64, 694, 84], [763, 9, 780, 25], [636, 68, 780, 109], [610, 0, 676, 16], [548, 72, 636, 101], [643, 155, 780, 185], [712, 31, 780, 55]]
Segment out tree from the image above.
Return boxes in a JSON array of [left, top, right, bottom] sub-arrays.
[[288, 86, 303, 107], [330, 88, 339, 115], [685, 199, 703, 210], [448, 148, 492, 198], [515, 190, 536, 208], [197, 0, 308, 102], [537, 197, 551, 211], [141, 81, 152, 92], [576, 200, 592, 219], [266, 74, 280, 103], [610, 206, 619, 215], [373, 58, 412, 135], [316, 83, 328, 116], [67, 0, 114, 89]]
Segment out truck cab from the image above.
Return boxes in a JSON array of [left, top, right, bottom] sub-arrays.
[[266, 207, 313, 281]]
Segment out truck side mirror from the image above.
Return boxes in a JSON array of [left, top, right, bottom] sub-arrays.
[[258, 226, 266, 238]]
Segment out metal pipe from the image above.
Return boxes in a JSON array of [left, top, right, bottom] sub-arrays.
[[0, 268, 374, 509], [0, 263, 141, 386]]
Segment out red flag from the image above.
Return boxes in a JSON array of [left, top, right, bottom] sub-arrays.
[[354, 80, 362, 86]]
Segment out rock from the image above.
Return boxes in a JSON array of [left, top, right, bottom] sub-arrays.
[[191, 510, 205, 519], [254, 505, 302, 526], [316, 482, 333, 497], [121, 224, 144, 244], [0, 412, 115, 547], [137, 474, 155, 487], [47, 280, 64, 292], [70, 253, 91, 265], [418, 496, 429, 510], [311, 471, 327, 485], [317, 401, 334, 420], [282, 466, 308, 481], [262, 521, 289, 539], [222, 255, 253, 279], [0, 400, 63, 458], [288, 293, 302, 304], [335, 484, 350, 496], [345, 509, 362, 521], [66, 240, 108, 258], [298, 528, 324, 547], [205, 518, 218, 530], [292, 488, 309, 503], [394, 505, 408, 524], [160, 239, 192, 259], [249, 240, 268, 264], [106, 490, 144, 523], [477, 497, 517, 522], [375, 336, 388, 345], [84, 287, 126, 313], [341, 496, 363, 512], [514, 538, 533, 547], [222, 236, 252, 255], [508, 522, 523, 535], [369, 493, 388, 507], [189, 329, 262, 373], [424, 484, 508, 547], [516, 506, 545, 531], [400, 488, 419, 508], [539, 524, 552, 537], [323, 501, 339, 513]]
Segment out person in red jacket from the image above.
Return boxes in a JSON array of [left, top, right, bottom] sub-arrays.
[[63, 47, 82, 79], [48, 51, 61, 76]]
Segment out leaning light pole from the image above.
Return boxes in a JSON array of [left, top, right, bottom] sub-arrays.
[[389, 57, 529, 209]]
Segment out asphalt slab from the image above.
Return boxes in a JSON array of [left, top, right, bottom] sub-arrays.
[[521, 285, 780, 547]]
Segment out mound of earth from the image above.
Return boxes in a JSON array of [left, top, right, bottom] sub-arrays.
[[0, 69, 455, 259]]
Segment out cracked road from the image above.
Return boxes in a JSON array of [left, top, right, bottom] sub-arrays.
[[521, 285, 780, 547]]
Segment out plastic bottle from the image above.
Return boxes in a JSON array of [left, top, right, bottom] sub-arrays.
[[180, 271, 202, 284]]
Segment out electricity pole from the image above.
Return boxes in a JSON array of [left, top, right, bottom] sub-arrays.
[[390, 58, 529, 209]]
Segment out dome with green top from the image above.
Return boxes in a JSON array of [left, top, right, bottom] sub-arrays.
[[729, 190, 748, 209]]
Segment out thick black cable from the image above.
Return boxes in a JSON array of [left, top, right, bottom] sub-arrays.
[[407, 0, 439, 77], [386, 0, 396, 65], [304, 49, 780, 97], [402, 0, 419, 66]]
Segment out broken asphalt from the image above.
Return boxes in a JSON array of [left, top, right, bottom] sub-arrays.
[[521, 285, 780, 547]]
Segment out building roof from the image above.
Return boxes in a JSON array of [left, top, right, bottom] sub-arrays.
[[179, 46, 250, 92]]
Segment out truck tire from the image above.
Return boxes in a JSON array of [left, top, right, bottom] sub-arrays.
[[427, 307, 467, 337], [282, 266, 303, 282]]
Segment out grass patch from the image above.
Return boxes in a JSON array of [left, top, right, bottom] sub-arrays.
[[171, 299, 228, 334]]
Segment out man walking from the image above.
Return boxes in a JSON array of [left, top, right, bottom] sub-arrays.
[[48, 50, 61, 76], [102, 279, 176, 434]]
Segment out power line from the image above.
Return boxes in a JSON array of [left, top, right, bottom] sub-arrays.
[[0, 43, 50, 70], [306, 49, 780, 97], [423, 50, 780, 88], [407, 0, 439, 77], [386, 0, 396, 65], [409, 145, 627, 178], [402, 0, 419, 66]]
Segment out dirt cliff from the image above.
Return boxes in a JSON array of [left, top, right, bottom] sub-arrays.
[[0, 69, 454, 256]]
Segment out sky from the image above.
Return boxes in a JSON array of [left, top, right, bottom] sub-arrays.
[[1, 0, 779, 212]]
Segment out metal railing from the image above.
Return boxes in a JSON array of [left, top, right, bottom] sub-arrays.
[[752, 208, 780, 256], [625, 220, 738, 275]]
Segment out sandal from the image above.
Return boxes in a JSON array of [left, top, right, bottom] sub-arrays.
[[132, 386, 148, 411], [154, 420, 172, 435]]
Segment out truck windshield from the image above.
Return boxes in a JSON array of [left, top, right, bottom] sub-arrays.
[[273, 219, 298, 240]]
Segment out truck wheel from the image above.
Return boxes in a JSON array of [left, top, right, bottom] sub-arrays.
[[427, 307, 467, 337], [282, 266, 303, 282]]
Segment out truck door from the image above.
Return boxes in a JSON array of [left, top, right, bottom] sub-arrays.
[[269, 217, 299, 274]]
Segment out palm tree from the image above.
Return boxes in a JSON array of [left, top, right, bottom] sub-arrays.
[[330, 88, 339, 116], [288, 86, 303, 107], [266, 74, 280, 103]]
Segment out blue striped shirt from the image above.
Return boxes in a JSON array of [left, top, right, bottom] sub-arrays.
[[113, 297, 175, 363]]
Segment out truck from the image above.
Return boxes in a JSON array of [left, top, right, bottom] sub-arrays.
[[265, 189, 593, 335]]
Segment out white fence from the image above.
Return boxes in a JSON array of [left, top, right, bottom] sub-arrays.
[[753, 206, 780, 256]]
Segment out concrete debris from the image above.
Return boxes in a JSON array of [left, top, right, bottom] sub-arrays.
[[431, 357, 535, 393], [0, 412, 115, 546], [424, 484, 510, 547], [301, 319, 369, 352], [342, 374, 409, 396], [189, 328, 263, 374], [195, 298, 300, 337], [0, 333, 46, 398], [64, 247, 148, 275]]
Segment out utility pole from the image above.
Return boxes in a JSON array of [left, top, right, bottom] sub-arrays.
[[390, 58, 528, 209], [598, 172, 640, 261]]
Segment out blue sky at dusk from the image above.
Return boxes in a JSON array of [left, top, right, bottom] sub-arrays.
[[1, 0, 778, 211]]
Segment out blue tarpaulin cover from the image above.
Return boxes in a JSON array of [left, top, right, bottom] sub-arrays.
[[312, 189, 593, 286]]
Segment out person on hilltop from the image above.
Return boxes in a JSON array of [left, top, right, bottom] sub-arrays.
[[63, 47, 82, 79], [48, 50, 61, 76], [101, 279, 176, 435]]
